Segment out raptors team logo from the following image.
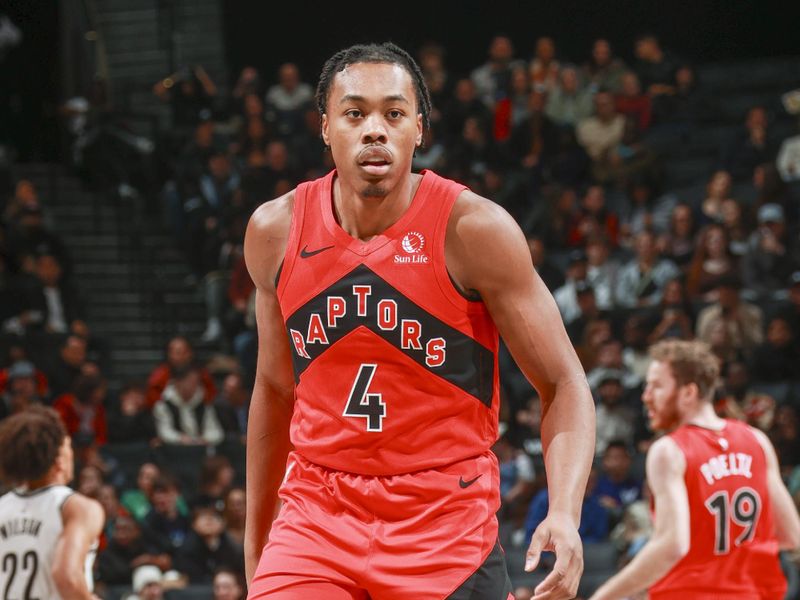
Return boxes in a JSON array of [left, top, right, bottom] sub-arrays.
[[401, 232, 425, 254], [395, 232, 429, 264]]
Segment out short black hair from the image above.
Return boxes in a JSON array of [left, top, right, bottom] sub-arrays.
[[315, 42, 432, 132]]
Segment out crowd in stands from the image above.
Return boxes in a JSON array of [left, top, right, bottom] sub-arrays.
[[1, 30, 800, 598]]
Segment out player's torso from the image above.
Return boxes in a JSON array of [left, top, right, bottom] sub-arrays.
[[651, 420, 785, 598], [277, 170, 501, 476], [0, 486, 95, 600]]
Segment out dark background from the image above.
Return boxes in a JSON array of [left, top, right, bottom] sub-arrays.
[[222, 0, 800, 85]]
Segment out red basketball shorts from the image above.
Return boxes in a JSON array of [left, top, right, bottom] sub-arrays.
[[248, 450, 514, 599]]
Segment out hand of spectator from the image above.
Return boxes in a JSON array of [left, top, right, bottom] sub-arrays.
[[525, 511, 583, 599]]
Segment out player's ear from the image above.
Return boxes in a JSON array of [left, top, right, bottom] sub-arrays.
[[321, 114, 330, 147], [416, 113, 423, 147]]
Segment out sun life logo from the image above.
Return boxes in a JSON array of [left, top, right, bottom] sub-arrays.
[[401, 232, 425, 254], [395, 232, 429, 264]]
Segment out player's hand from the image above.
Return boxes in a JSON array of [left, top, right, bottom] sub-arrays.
[[525, 511, 583, 599]]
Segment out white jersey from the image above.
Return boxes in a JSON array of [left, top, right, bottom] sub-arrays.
[[0, 485, 97, 599]]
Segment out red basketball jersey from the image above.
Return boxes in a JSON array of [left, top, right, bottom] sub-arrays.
[[650, 419, 786, 599], [276, 170, 501, 476]]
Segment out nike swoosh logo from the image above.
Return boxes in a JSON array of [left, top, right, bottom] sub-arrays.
[[300, 244, 334, 258], [459, 474, 482, 489]]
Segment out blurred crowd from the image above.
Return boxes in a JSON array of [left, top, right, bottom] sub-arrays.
[[2, 31, 800, 598]]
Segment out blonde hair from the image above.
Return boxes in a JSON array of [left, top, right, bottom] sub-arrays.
[[649, 340, 720, 400]]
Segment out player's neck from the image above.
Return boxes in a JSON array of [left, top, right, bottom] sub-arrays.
[[333, 173, 420, 241], [682, 401, 725, 430], [24, 472, 63, 491]]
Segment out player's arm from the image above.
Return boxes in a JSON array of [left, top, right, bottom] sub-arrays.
[[589, 437, 690, 600], [242, 193, 297, 585], [752, 427, 800, 549], [52, 493, 104, 600], [447, 193, 595, 599]]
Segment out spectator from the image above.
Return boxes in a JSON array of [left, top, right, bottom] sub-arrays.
[[615, 71, 651, 132], [265, 63, 313, 139], [174, 506, 244, 584], [448, 115, 497, 179], [753, 162, 796, 223], [417, 42, 452, 125], [153, 65, 217, 128], [716, 360, 776, 431], [742, 203, 796, 300], [686, 223, 739, 300], [153, 367, 224, 446], [769, 405, 800, 477], [146, 336, 216, 408], [553, 249, 589, 325], [567, 185, 619, 248], [5, 200, 72, 280], [193, 455, 235, 511], [442, 78, 491, 145], [583, 38, 627, 93], [544, 65, 594, 128], [777, 271, 800, 336], [595, 441, 643, 523], [77, 464, 104, 499], [508, 91, 558, 179], [594, 369, 636, 455], [0, 361, 44, 420], [142, 476, 192, 554], [619, 176, 676, 243], [658, 202, 696, 269], [615, 229, 681, 308], [632, 33, 680, 120], [526, 235, 564, 292], [696, 274, 764, 357], [46, 334, 88, 399], [719, 197, 751, 258], [26, 253, 83, 334], [126, 565, 166, 600], [97, 514, 172, 587], [492, 431, 536, 523], [222, 487, 246, 548], [212, 568, 246, 600], [585, 235, 619, 311], [697, 169, 733, 226], [586, 339, 640, 392], [524, 467, 608, 547], [53, 373, 108, 446], [576, 91, 626, 175], [528, 36, 560, 93], [749, 316, 800, 382], [107, 383, 157, 444], [621, 313, 651, 382], [722, 106, 779, 181], [230, 67, 262, 112], [645, 277, 695, 343], [121, 463, 190, 523], [776, 123, 800, 182], [470, 35, 522, 108], [214, 372, 250, 439]]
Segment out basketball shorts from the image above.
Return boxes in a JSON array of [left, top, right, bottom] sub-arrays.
[[248, 450, 514, 599]]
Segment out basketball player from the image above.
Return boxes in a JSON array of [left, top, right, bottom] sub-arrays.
[[0, 406, 104, 599], [244, 42, 595, 599], [590, 340, 800, 599]]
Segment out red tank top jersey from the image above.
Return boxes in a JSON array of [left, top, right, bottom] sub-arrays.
[[276, 170, 501, 476], [650, 419, 785, 599]]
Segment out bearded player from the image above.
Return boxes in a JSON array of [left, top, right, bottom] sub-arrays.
[[591, 340, 800, 599], [243, 42, 595, 599]]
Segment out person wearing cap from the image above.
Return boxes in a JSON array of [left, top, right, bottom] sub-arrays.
[[743, 203, 796, 300], [0, 361, 44, 420], [553, 249, 590, 324], [696, 273, 764, 357], [594, 368, 636, 456], [125, 565, 165, 600]]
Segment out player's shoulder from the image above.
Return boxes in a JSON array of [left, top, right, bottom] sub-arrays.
[[647, 435, 686, 474], [447, 187, 525, 262], [247, 188, 296, 240], [62, 492, 104, 530]]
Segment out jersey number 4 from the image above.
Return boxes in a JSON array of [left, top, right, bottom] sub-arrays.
[[343, 364, 386, 432], [704, 487, 761, 555], [2, 551, 39, 600]]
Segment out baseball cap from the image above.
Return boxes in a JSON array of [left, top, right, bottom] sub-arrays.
[[132, 565, 163, 593], [757, 203, 785, 224], [7, 361, 35, 380], [597, 368, 624, 385]]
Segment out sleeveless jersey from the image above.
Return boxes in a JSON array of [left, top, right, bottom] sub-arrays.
[[0, 486, 97, 599], [650, 419, 786, 598], [277, 170, 500, 476]]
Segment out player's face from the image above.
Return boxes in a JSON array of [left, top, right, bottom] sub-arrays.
[[642, 360, 683, 431], [322, 62, 423, 199]]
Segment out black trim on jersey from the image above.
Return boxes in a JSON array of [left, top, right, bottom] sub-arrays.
[[11, 485, 58, 498], [274, 260, 284, 290], [285, 264, 495, 407]]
